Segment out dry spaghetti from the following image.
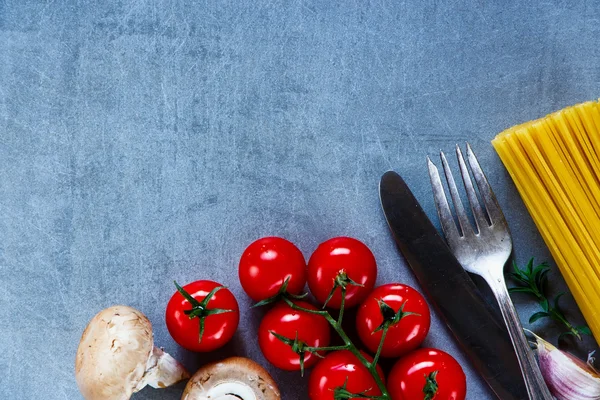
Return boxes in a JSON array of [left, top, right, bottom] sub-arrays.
[[492, 100, 600, 343]]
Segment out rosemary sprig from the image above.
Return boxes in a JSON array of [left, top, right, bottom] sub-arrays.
[[508, 258, 591, 341]]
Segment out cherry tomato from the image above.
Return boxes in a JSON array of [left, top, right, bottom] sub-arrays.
[[258, 301, 331, 371], [356, 283, 430, 358], [165, 280, 239, 352], [388, 348, 466, 400], [309, 351, 385, 400], [239, 237, 307, 302], [307, 237, 377, 309]]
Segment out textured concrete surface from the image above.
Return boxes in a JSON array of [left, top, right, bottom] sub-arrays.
[[1, 1, 599, 399]]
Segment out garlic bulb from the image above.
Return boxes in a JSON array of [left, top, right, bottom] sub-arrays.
[[529, 330, 600, 400]]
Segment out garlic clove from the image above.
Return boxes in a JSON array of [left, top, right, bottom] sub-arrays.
[[529, 330, 600, 400]]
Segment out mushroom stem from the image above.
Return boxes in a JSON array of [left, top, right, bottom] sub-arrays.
[[204, 381, 258, 399], [136, 346, 190, 391]]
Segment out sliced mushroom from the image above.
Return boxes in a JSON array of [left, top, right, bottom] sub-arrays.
[[75, 305, 189, 400], [182, 357, 280, 400]]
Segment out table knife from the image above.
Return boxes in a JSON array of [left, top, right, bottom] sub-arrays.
[[379, 170, 527, 400]]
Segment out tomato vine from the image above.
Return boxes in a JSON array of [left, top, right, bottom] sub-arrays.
[[278, 296, 391, 399]]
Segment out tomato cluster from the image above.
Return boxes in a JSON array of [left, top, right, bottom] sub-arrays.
[[240, 236, 467, 400], [163, 236, 466, 400]]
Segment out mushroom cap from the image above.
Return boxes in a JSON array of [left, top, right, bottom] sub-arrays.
[[182, 357, 280, 400], [75, 305, 155, 400]]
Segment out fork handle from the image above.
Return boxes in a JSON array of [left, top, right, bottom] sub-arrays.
[[485, 272, 555, 400]]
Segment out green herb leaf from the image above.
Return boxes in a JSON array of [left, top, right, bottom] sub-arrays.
[[577, 326, 592, 336], [508, 258, 546, 300], [553, 292, 566, 313], [526, 258, 534, 274], [529, 311, 550, 324], [540, 298, 549, 312], [508, 258, 590, 342], [533, 262, 550, 291]]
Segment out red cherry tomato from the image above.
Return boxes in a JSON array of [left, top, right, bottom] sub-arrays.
[[388, 348, 466, 400], [307, 237, 377, 309], [258, 301, 331, 371], [356, 283, 430, 358], [165, 280, 239, 352], [309, 351, 385, 400], [239, 237, 307, 302]]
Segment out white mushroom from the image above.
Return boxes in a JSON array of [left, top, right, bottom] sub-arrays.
[[182, 357, 280, 400], [75, 305, 190, 400]]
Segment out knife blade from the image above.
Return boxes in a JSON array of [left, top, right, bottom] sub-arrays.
[[379, 170, 527, 400]]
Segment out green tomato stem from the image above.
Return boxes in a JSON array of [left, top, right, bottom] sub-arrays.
[[337, 286, 346, 326], [284, 298, 390, 399], [174, 281, 233, 344], [307, 344, 351, 353], [372, 325, 388, 367]]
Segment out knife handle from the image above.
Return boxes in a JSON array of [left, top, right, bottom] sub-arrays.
[[485, 271, 554, 400]]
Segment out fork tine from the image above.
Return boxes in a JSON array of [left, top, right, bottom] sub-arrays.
[[427, 157, 461, 240], [466, 143, 505, 224], [456, 145, 489, 231], [440, 151, 473, 236]]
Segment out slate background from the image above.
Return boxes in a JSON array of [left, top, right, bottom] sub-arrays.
[[1, 1, 599, 399]]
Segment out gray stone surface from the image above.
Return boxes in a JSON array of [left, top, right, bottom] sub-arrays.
[[1, 1, 598, 398]]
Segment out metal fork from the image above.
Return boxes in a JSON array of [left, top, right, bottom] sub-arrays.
[[427, 144, 553, 400]]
